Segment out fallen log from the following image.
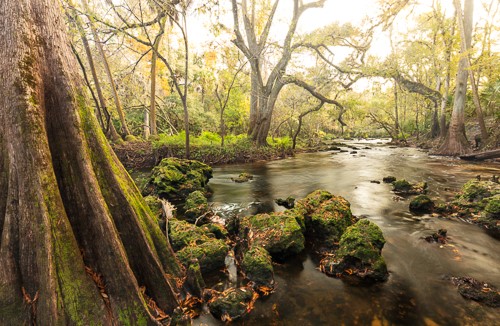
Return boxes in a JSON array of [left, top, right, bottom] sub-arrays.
[[460, 149, 500, 161]]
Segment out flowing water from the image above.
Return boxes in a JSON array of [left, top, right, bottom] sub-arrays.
[[194, 139, 500, 326]]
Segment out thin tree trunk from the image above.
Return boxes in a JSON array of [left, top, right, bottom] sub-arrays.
[[144, 108, 151, 138], [0, 0, 184, 323], [455, 0, 488, 141], [292, 101, 324, 149], [394, 81, 400, 139], [81, 0, 131, 137], [440, 8, 456, 138], [437, 0, 473, 156], [69, 3, 121, 142], [150, 18, 166, 137]]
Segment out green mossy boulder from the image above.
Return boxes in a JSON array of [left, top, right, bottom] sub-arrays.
[[484, 195, 500, 219], [458, 180, 499, 203], [176, 239, 229, 274], [293, 190, 356, 245], [275, 196, 295, 209], [208, 287, 255, 322], [168, 219, 229, 273], [143, 158, 212, 202], [143, 195, 163, 221], [392, 179, 427, 195], [201, 223, 229, 239], [320, 219, 388, 282], [184, 190, 209, 223], [409, 195, 435, 214], [239, 212, 305, 258], [242, 246, 274, 289], [231, 172, 253, 183], [168, 219, 209, 251]]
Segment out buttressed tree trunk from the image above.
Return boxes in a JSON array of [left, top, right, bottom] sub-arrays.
[[0, 0, 184, 324]]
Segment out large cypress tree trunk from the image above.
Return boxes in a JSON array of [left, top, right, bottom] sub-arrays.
[[0, 0, 184, 324]]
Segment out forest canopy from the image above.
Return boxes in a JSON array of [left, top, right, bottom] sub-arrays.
[[61, 0, 499, 155]]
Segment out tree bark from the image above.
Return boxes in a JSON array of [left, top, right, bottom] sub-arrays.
[[0, 0, 184, 324], [454, 0, 488, 142], [232, 0, 326, 145], [292, 101, 324, 149], [436, 0, 473, 156], [150, 18, 167, 137]]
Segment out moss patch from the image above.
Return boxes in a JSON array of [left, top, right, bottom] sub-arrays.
[[183, 190, 209, 223]]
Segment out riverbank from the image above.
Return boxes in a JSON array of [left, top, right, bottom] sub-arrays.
[[113, 139, 294, 170]]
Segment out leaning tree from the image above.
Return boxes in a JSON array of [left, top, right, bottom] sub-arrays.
[[0, 0, 185, 324]]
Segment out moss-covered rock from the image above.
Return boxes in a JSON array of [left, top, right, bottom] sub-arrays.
[[143, 158, 212, 202], [275, 196, 295, 209], [484, 195, 500, 219], [409, 195, 435, 214], [231, 172, 253, 183], [239, 212, 305, 258], [208, 287, 256, 322], [458, 180, 499, 203], [176, 239, 229, 274], [143, 195, 163, 221], [169, 219, 209, 251], [320, 219, 388, 282], [392, 179, 427, 195], [293, 190, 356, 245], [184, 190, 209, 223], [383, 176, 396, 183], [201, 223, 228, 239], [185, 259, 206, 298], [242, 246, 274, 289]]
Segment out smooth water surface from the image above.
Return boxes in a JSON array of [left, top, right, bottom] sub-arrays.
[[196, 140, 500, 325]]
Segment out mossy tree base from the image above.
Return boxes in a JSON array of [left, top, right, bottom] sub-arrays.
[[0, 0, 183, 323]]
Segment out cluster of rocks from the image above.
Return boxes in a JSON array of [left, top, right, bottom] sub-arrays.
[[140, 158, 389, 321], [238, 190, 389, 288], [437, 177, 500, 235]]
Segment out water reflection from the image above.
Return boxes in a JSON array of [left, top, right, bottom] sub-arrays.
[[199, 140, 500, 325]]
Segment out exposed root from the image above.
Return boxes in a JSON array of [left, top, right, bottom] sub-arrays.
[[21, 287, 39, 324]]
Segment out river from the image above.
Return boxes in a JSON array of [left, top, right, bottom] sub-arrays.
[[195, 139, 500, 325]]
